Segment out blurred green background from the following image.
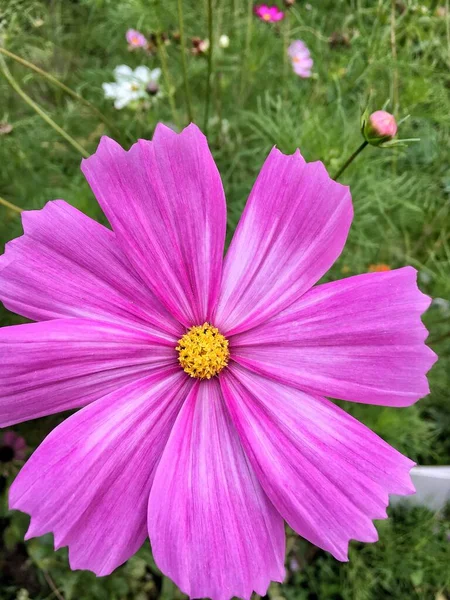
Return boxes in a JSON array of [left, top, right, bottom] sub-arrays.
[[0, 0, 449, 598]]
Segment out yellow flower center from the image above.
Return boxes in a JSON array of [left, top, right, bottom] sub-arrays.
[[176, 323, 229, 379], [262, 13, 271, 20]]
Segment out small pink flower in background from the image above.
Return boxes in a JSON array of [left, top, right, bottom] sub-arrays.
[[0, 431, 26, 463], [288, 40, 313, 78], [367, 110, 398, 139], [126, 28, 147, 48], [255, 4, 285, 22], [0, 124, 436, 599]]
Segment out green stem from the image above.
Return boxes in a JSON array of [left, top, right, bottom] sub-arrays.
[[0, 195, 23, 214], [282, 11, 290, 100], [239, 0, 253, 103], [0, 56, 90, 158], [177, 0, 194, 122], [0, 47, 123, 140], [446, 0, 450, 68], [155, 34, 181, 129], [42, 570, 65, 600], [203, 0, 214, 134], [332, 140, 368, 181]]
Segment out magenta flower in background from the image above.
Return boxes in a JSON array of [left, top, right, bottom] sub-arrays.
[[288, 40, 313, 77], [126, 28, 147, 48], [255, 4, 285, 21], [0, 124, 436, 600], [0, 430, 26, 463]]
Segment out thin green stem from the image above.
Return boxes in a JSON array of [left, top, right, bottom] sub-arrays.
[[177, 0, 194, 122], [0, 56, 89, 158], [0, 195, 23, 214], [0, 46, 123, 140], [282, 11, 290, 100], [155, 34, 181, 129], [390, 0, 399, 113], [42, 570, 65, 600], [239, 0, 253, 103], [203, 0, 214, 134], [446, 0, 450, 67], [332, 140, 368, 181]]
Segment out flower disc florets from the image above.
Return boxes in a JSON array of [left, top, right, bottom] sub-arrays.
[[176, 323, 229, 379]]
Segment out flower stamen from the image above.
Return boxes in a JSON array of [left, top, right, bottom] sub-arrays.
[[176, 323, 229, 379]]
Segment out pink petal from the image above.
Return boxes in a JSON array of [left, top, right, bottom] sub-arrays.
[[255, 5, 269, 16], [0, 200, 180, 337], [294, 68, 313, 78], [0, 318, 177, 426], [272, 10, 284, 21], [292, 57, 314, 75], [221, 366, 416, 561], [10, 369, 190, 576], [288, 40, 308, 57], [214, 148, 352, 335], [232, 268, 436, 407], [81, 124, 226, 327], [148, 379, 285, 600]]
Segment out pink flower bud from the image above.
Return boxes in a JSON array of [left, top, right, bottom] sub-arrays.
[[363, 110, 398, 145]]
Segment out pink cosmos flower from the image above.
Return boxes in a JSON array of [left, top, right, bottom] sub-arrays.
[[0, 124, 436, 600], [288, 40, 313, 78], [255, 4, 285, 22], [126, 28, 148, 48], [0, 430, 26, 462]]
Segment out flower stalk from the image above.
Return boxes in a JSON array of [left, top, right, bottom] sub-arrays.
[[0, 55, 90, 158], [177, 0, 194, 122], [0, 195, 23, 214], [332, 140, 368, 181], [0, 47, 123, 140], [155, 34, 181, 129], [239, 0, 254, 103], [203, 0, 214, 134]]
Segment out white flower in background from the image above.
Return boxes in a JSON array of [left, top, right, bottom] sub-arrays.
[[219, 34, 230, 48], [102, 65, 161, 110]]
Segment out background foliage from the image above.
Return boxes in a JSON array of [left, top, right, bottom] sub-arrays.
[[0, 0, 449, 598]]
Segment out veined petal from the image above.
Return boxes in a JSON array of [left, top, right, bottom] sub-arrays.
[[0, 200, 181, 337], [114, 92, 135, 110], [114, 65, 134, 81], [232, 268, 436, 406], [214, 147, 352, 335], [134, 66, 152, 83], [222, 366, 415, 561], [81, 124, 226, 326], [102, 83, 119, 98], [150, 68, 162, 81], [148, 379, 285, 600], [9, 369, 191, 576], [0, 318, 176, 426]]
